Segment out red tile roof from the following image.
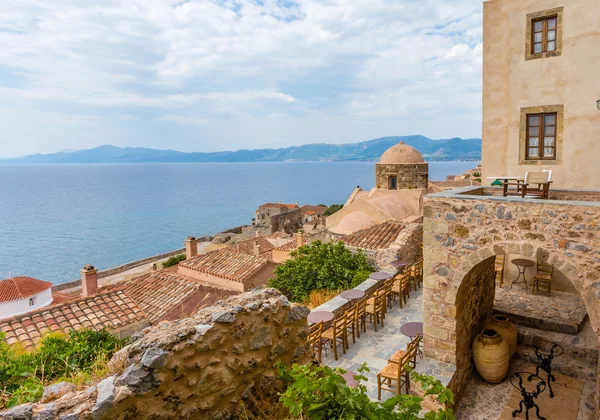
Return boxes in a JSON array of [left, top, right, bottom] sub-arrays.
[[179, 248, 269, 283], [301, 205, 328, 215], [258, 202, 299, 210], [341, 221, 405, 250], [0, 289, 146, 350], [274, 237, 298, 252], [226, 237, 275, 260], [124, 271, 201, 322], [0, 277, 52, 303]]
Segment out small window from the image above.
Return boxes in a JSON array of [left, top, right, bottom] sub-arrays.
[[389, 176, 397, 189], [532, 16, 557, 54], [29, 297, 36, 306], [526, 113, 556, 160]]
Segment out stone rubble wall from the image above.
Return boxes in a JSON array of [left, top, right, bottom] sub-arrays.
[[0, 289, 312, 420], [423, 192, 600, 413]]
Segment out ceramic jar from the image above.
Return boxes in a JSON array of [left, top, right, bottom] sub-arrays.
[[486, 314, 517, 357], [472, 329, 510, 383]]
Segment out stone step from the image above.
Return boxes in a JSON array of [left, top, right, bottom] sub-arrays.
[[494, 286, 588, 334], [515, 344, 597, 382], [515, 322, 599, 366]]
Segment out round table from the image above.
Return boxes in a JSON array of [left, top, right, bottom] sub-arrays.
[[370, 271, 393, 281], [341, 370, 359, 388], [511, 259, 535, 290], [307, 311, 334, 324], [391, 259, 411, 272], [400, 322, 424, 358], [340, 290, 366, 301]]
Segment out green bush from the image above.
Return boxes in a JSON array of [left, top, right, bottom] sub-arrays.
[[323, 204, 344, 217], [162, 254, 186, 268], [268, 241, 374, 303], [277, 362, 454, 420], [0, 329, 126, 408]]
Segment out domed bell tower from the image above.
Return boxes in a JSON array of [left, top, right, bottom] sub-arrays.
[[375, 141, 429, 190]]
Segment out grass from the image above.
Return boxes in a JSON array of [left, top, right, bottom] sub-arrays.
[[304, 289, 342, 309]]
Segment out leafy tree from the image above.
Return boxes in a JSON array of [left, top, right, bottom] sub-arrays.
[[323, 204, 344, 216], [268, 241, 374, 302], [277, 362, 454, 420]]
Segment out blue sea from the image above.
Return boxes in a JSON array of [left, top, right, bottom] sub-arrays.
[[0, 161, 477, 284]]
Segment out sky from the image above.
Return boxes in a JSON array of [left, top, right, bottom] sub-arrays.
[[0, 0, 483, 158]]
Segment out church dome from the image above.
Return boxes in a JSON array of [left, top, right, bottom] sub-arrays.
[[379, 141, 424, 164], [333, 212, 376, 235]]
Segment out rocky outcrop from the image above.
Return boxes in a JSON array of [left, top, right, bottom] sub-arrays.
[[0, 288, 312, 420]]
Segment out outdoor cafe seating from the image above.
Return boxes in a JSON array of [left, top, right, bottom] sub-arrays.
[[499, 170, 553, 199]]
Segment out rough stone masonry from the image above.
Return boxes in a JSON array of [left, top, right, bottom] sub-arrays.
[[0, 288, 312, 420]]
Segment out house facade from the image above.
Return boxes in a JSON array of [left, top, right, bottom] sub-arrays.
[[482, 0, 600, 190]]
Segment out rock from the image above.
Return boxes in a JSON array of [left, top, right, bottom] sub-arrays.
[[211, 311, 236, 323], [116, 364, 156, 394], [195, 324, 213, 336], [141, 348, 170, 369], [91, 376, 115, 420], [212, 234, 232, 244], [31, 404, 57, 420], [113, 386, 132, 404], [1, 404, 33, 420], [245, 302, 260, 311], [284, 306, 310, 325], [130, 332, 144, 342], [250, 326, 272, 350], [445, 213, 456, 221], [278, 295, 290, 308], [232, 306, 244, 314], [41, 382, 75, 403]]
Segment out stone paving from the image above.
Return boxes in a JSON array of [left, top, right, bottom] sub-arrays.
[[321, 289, 456, 401], [494, 286, 589, 334]]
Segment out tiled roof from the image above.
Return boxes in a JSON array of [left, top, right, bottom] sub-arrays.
[[226, 237, 275, 260], [266, 232, 289, 239], [274, 238, 298, 252], [301, 205, 328, 215], [179, 248, 269, 283], [258, 202, 298, 210], [124, 271, 201, 322], [341, 221, 405, 250], [0, 289, 146, 350], [0, 277, 52, 303]]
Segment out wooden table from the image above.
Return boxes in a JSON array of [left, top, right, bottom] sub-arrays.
[[340, 290, 366, 301], [511, 258, 535, 290], [391, 259, 411, 272], [400, 322, 424, 358], [370, 271, 393, 281], [486, 176, 525, 182], [307, 311, 334, 324]]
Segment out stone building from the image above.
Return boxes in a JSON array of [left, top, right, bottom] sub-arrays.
[[482, 0, 600, 190], [327, 141, 436, 235], [251, 202, 303, 234]]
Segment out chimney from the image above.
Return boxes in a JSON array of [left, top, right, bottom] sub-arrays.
[[253, 240, 262, 257], [296, 231, 304, 247], [185, 236, 199, 260], [80, 264, 98, 297], [255, 230, 260, 238]]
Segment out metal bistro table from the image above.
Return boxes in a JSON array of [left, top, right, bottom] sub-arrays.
[[370, 271, 393, 281], [400, 322, 424, 358], [307, 311, 334, 324], [340, 289, 366, 302], [511, 258, 535, 290], [391, 259, 411, 273]]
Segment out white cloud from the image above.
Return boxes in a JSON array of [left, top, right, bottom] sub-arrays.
[[0, 0, 483, 156]]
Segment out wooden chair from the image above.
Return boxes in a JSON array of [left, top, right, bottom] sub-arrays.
[[321, 316, 347, 361], [410, 259, 423, 290], [377, 350, 411, 399], [392, 273, 410, 308], [365, 293, 386, 332], [494, 255, 505, 287], [344, 304, 358, 346], [383, 278, 395, 310], [406, 263, 417, 292], [532, 260, 554, 295], [416, 257, 424, 289], [356, 296, 368, 336], [367, 288, 388, 318], [309, 321, 323, 363], [389, 335, 422, 370]]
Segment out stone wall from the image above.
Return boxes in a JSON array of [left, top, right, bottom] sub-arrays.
[[422, 188, 600, 414], [270, 209, 303, 234], [375, 163, 429, 190], [0, 289, 312, 420]]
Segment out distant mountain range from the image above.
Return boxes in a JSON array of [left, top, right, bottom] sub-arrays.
[[1, 136, 481, 164]]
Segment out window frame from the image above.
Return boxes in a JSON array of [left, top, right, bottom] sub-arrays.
[[525, 8, 563, 61], [525, 112, 557, 160], [531, 16, 558, 54], [388, 176, 398, 190], [29, 297, 36, 306], [519, 105, 563, 166]]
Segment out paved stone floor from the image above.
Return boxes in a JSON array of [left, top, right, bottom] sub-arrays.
[[455, 358, 596, 420], [322, 289, 455, 401]]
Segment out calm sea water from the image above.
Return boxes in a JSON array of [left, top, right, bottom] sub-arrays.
[[0, 161, 477, 284]]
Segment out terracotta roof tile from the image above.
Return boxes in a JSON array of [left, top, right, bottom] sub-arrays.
[[274, 238, 298, 252], [0, 277, 52, 303], [341, 221, 405, 250], [0, 289, 146, 350], [226, 237, 275, 260], [180, 248, 269, 283], [124, 271, 202, 323], [258, 202, 298, 210], [300, 205, 328, 215]]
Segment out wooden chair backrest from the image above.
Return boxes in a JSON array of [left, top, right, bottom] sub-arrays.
[[525, 171, 550, 185], [384, 278, 394, 294], [374, 293, 386, 312], [332, 316, 347, 335], [345, 304, 357, 323], [309, 321, 323, 343], [394, 350, 411, 378], [494, 255, 505, 270], [537, 260, 554, 275], [357, 297, 368, 316]]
